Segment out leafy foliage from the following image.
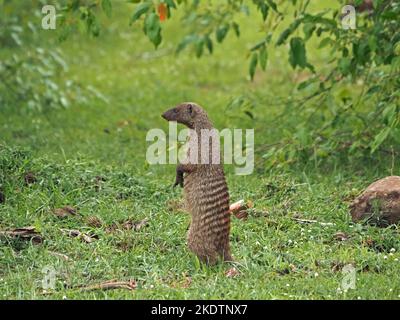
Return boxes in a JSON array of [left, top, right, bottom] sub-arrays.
[[1, 48, 71, 112], [1, 0, 399, 165], [52, 0, 400, 162], [0, 44, 108, 113], [0, 2, 108, 113]]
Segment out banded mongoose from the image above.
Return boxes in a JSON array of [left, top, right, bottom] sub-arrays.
[[162, 102, 232, 264]]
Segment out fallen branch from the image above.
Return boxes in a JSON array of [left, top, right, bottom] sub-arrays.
[[0, 226, 43, 244], [105, 218, 149, 233], [61, 229, 98, 243], [77, 280, 137, 292], [291, 217, 335, 227], [48, 251, 71, 261]]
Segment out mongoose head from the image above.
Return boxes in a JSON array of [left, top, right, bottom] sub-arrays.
[[162, 102, 210, 129]]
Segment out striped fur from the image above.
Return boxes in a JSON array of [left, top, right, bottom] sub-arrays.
[[184, 163, 231, 264]]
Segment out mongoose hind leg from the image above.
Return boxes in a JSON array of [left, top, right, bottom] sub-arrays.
[[188, 235, 232, 265], [223, 250, 234, 263]]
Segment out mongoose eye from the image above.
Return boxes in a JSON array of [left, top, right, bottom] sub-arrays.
[[188, 104, 193, 114]]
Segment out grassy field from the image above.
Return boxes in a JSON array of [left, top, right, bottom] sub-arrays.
[[1, 2, 399, 299]]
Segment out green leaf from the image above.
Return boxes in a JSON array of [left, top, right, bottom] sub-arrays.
[[164, 0, 177, 9], [368, 35, 377, 52], [258, 2, 269, 21], [101, 0, 112, 18], [276, 28, 291, 46], [372, 0, 382, 9], [276, 19, 301, 45], [259, 46, 268, 70], [306, 62, 315, 73], [144, 12, 162, 48], [244, 110, 254, 119], [266, 0, 278, 12], [195, 38, 204, 58], [86, 11, 100, 37], [232, 22, 240, 37], [382, 104, 397, 124], [289, 37, 307, 69], [205, 35, 213, 54], [216, 25, 229, 43], [130, 2, 151, 24], [297, 76, 317, 90], [371, 127, 391, 153], [303, 13, 336, 28], [250, 36, 271, 51], [353, 39, 371, 65], [318, 37, 331, 49], [250, 41, 265, 52], [303, 23, 316, 40], [176, 35, 197, 54], [338, 57, 351, 75], [249, 52, 258, 80], [366, 85, 381, 96]]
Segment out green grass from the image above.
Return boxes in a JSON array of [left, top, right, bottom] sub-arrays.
[[1, 2, 400, 299]]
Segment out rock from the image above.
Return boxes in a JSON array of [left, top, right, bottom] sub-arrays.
[[350, 176, 400, 226]]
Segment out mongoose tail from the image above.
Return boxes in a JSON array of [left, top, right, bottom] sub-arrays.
[[162, 102, 232, 265]]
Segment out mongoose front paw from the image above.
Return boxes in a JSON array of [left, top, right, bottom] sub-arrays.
[[173, 167, 184, 188], [173, 175, 184, 188]]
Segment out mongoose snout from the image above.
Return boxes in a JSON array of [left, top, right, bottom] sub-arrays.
[[161, 108, 176, 121], [162, 102, 198, 128]]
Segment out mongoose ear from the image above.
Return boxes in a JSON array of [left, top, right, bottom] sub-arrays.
[[188, 103, 194, 115]]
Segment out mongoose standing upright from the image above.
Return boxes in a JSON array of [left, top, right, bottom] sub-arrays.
[[162, 102, 232, 264]]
